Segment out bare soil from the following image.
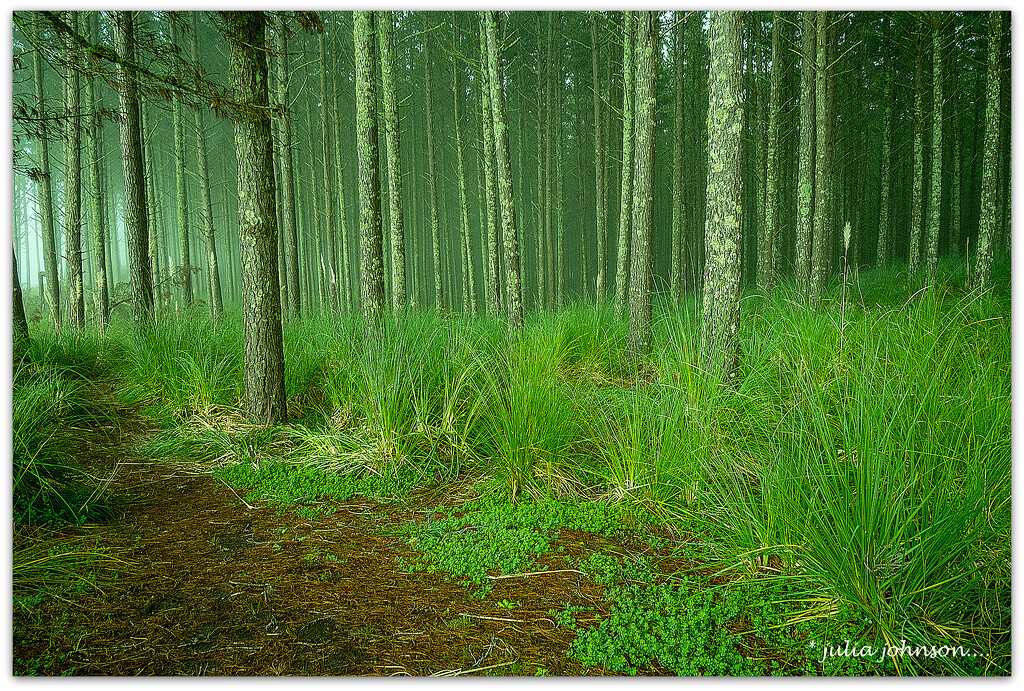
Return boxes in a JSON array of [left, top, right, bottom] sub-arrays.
[[13, 387, 696, 676]]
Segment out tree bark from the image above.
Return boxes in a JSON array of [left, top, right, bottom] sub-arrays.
[[671, 11, 686, 303], [190, 13, 225, 321], [423, 20, 444, 310], [810, 10, 833, 304], [483, 11, 524, 331], [451, 41, 477, 315], [614, 11, 635, 320], [627, 11, 657, 357], [876, 14, 893, 269], [114, 10, 154, 332], [591, 13, 608, 300], [909, 19, 925, 275], [271, 12, 298, 320], [318, 26, 339, 312], [758, 11, 782, 290], [83, 11, 109, 328], [795, 11, 815, 296], [355, 10, 385, 339], [702, 10, 744, 383], [223, 10, 288, 425], [974, 11, 1002, 292], [169, 18, 193, 306], [925, 11, 943, 282], [63, 10, 84, 326], [376, 11, 406, 315], [478, 15, 501, 318], [32, 12, 60, 328]]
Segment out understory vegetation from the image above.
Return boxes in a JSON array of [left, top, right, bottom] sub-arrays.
[[13, 260, 1011, 676]]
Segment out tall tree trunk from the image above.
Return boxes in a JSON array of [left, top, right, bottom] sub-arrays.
[[63, 10, 84, 326], [451, 45, 477, 315], [271, 12, 298, 320], [909, 20, 925, 275], [376, 11, 405, 315], [483, 10, 524, 331], [702, 10, 744, 383], [810, 10, 833, 304], [627, 11, 657, 357], [223, 10, 288, 425], [423, 21, 444, 310], [169, 18, 193, 306], [478, 15, 501, 318], [83, 11, 109, 328], [591, 13, 607, 300], [925, 11, 944, 281], [671, 11, 686, 303], [141, 100, 163, 315], [554, 36, 565, 309], [795, 11, 815, 296], [355, 10, 385, 338], [534, 12, 546, 309], [33, 14, 60, 328], [614, 11, 635, 320], [115, 11, 154, 331], [543, 14, 555, 309], [974, 11, 1003, 292], [758, 11, 782, 290], [876, 14, 893, 269], [318, 27, 339, 311]]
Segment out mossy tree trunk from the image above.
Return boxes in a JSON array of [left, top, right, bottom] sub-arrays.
[[114, 10, 154, 332], [376, 11, 406, 315], [909, 19, 925, 276], [701, 10, 744, 384], [974, 11, 1003, 292], [876, 13, 893, 269], [671, 11, 686, 303], [483, 10, 524, 331], [223, 10, 288, 425], [614, 11, 635, 321], [83, 11, 108, 329], [14, 248, 31, 365], [63, 10, 84, 327], [423, 21, 444, 311], [627, 10, 657, 358], [810, 10, 834, 305], [591, 13, 608, 300], [795, 10, 815, 296], [272, 12, 299, 320], [169, 18, 193, 306], [925, 11, 944, 282], [318, 27, 339, 312], [355, 10, 385, 339], [758, 11, 782, 290], [478, 15, 501, 318]]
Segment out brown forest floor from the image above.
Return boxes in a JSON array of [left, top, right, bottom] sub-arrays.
[[13, 387, 699, 676]]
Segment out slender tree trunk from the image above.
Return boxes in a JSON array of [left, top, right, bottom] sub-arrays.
[[483, 10, 523, 331], [141, 101, 163, 316], [271, 12, 298, 320], [423, 22, 444, 310], [354, 11, 385, 339], [318, 28, 339, 312], [795, 11, 815, 296], [478, 16, 501, 318], [534, 12, 546, 309], [975, 11, 1003, 291], [332, 82, 353, 314], [877, 14, 893, 269], [223, 10, 288, 425], [83, 11, 109, 328], [909, 20, 925, 275], [671, 11, 686, 303], [115, 11, 154, 331], [33, 14, 60, 328], [627, 11, 657, 357], [169, 19, 193, 306], [702, 10, 744, 383], [614, 12, 635, 320], [758, 11, 782, 290], [63, 11, 84, 326], [451, 47, 477, 315], [925, 11, 944, 282], [810, 11, 833, 304], [376, 11, 405, 315], [554, 40, 565, 309], [591, 13, 607, 300]]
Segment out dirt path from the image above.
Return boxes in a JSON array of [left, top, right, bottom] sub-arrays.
[[14, 393, 622, 676]]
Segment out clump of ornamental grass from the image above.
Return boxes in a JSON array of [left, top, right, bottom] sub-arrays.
[[710, 279, 1010, 673]]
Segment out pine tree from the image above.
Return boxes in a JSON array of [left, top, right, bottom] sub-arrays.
[[63, 10, 84, 326], [355, 10, 385, 338], [223, 10, 288, 425], [701, 10, 744, 383], [272, 11, 298, 319], [614, 11, 635, 320], [975, 11, 1003, 291], [376, 11, 406, 314], [31, 13, 60, 328]]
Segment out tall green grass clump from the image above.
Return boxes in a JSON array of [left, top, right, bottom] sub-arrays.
[[716, 279, 1010, 673], [117, 309, 244, 420]]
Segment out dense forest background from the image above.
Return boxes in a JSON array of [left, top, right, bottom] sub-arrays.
[[12, 10, 1011, 344]]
